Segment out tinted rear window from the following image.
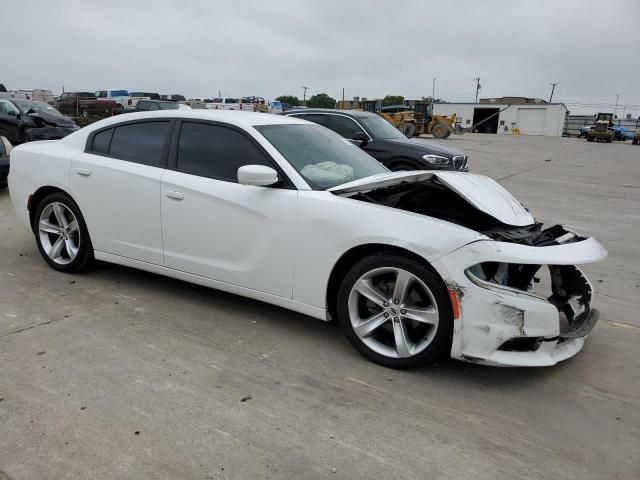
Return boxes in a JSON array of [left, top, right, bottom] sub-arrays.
[[109, 121, 170, 165], [91, 128, 113, 154]]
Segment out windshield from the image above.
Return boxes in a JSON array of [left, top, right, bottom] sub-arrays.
[[359, 114, 408, 140], [255, 124, 388, 189], [13, 99, 63, 116]]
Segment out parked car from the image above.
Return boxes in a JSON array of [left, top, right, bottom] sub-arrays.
[[267, 100, 283, 114], [578, 125, 592, 138], [95, 89, 148, 109], [55, 92, 116, 119], [130, 91, 161, 100], [612, 126, 634, 141], [0, 98, 79, 143], [0, 135, 10, 188], [8, 110, 606, 368], [284, 108, 469, 171], [114, 99, 190, 114], [160, 94, 187, 102]]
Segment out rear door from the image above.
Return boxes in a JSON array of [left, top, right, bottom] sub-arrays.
[[70, 119, 173, 264], [160, 120, 297, 298]]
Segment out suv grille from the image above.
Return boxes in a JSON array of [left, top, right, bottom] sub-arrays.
[[452, 155, 468, 170]]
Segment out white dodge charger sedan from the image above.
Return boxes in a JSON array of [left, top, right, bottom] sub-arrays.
[[8, 110, 607, 368]]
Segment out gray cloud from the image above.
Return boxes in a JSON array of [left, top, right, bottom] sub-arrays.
[[2, 0, 639, 115]]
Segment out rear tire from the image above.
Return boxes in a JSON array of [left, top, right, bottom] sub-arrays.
[[33, 192, 94, 273], [336, 253, 453, 369]]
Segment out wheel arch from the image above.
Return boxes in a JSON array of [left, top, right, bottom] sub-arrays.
[[385, 156, 423, 171], [28, 185, 76, 231], [326, 243, 449, 321]]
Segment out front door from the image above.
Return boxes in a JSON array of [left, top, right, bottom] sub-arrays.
[[0, 100, 21, 142], [161, 121, 297, 298]]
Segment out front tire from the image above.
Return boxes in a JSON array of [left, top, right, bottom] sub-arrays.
[[336, 253, 453, 369], [33, 192, 94, 273]]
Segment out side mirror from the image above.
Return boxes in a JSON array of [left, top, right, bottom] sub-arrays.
[[351, 131, 369, 146], [237, 165, 279, 186]]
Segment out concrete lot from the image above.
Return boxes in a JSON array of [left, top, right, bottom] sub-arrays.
[[1, 134, 639, 479]]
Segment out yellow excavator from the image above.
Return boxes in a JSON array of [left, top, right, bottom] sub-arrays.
[[358, 101, 459, 138], [378, 103, 460, 139]]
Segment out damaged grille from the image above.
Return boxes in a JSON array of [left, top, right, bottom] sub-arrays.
[[467, 263, 597, 339]]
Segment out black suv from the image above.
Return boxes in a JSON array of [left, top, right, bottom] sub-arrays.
[[284, 109, 468, 171]]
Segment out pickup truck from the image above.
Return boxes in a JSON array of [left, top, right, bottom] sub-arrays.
[[206, 97, 255, 112], [95, 89, 148, 109], [55, 92, 116, 119], [114, 99, 191, 114]]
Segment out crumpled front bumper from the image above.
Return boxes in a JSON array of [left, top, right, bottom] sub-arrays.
[[432, 234, 607, 367]]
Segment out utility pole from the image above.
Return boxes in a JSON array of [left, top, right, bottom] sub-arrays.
[[473, 77, 481, 103], [614, 94, 619, 116], [302, 86, 309, 105], [432, 78, 436, 99], [549, 83, 557, 102], [342, 87, 345, 107]]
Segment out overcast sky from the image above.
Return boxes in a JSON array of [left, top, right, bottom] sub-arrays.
[[3, 0, 639, 116]]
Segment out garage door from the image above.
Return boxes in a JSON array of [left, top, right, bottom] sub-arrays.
[[517, 108, 547, 135]]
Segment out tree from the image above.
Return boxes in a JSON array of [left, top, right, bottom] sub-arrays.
[[275, 95, 301, 106], [382, 95, 404, 106], [420, 96, 445, 103], [307, 93, 336, 109]]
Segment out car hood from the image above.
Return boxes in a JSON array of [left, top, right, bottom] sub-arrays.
[[382, 138, 464, 157], [27, 110, 77, 128], [329, 171, 534, 227]]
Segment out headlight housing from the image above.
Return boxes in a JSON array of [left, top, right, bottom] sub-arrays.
[[422, 154, 451, 166]]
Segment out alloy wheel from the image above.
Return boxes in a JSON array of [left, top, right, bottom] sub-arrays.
[[38, 202, 81, 265], [348, 267, 439, 358]]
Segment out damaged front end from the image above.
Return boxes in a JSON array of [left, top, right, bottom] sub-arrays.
[[331, 171, 607, 366]]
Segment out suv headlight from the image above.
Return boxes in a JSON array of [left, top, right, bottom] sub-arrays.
[[422, 154, 451, 165]]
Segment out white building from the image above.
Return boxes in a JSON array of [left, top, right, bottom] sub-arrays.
[[432, 99, 567, 136]]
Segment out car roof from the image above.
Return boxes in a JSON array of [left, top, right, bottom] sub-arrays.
[[285, 108, 378, 119], [67, 110, 310, 139]]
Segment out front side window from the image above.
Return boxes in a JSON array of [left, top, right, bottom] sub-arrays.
[[177, 122, 271, 182], [0, 100, 20, 115], [256, 124, 387, 189], [324, 115, 365, 139], [108, 121, 170, 165]]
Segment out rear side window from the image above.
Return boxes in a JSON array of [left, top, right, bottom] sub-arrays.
[[108, 121, 170, 165], [177, 122, 271, 181], [91, 128, 113, 154]]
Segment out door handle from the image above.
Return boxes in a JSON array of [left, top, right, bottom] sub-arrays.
[[76, 168, 91, 176], [166, 190, 184, 200]]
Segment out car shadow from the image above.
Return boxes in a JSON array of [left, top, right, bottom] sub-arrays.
[[78, 260, 564, 389]]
